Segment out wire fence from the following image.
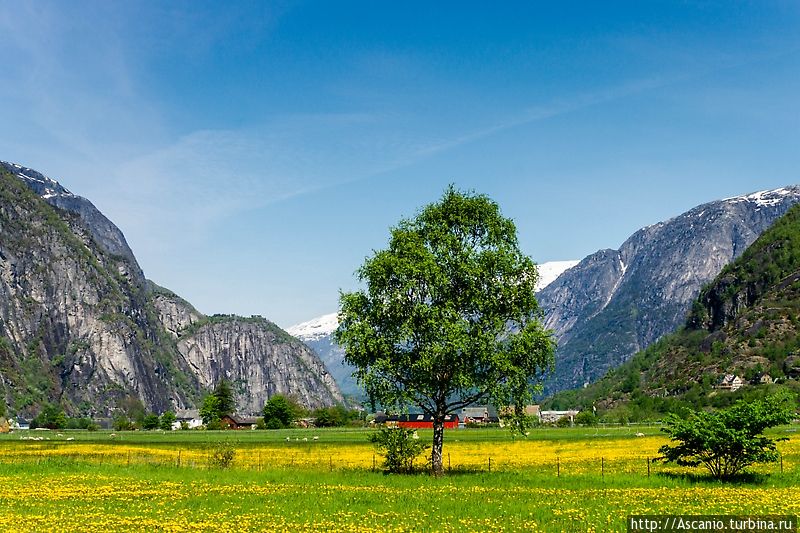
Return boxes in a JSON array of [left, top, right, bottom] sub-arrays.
[[0, 440, 796, 477]]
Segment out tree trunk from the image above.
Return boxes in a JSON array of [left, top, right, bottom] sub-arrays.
[[431, 414, 445, 476]]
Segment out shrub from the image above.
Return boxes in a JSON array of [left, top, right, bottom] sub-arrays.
[[575, 410, 598, 426], [658, 392, 796, 479], [31, 404, 67, 430], [369, 427, 430, 474], [209, 442, 236, 468], [263, 395, 298, 429]]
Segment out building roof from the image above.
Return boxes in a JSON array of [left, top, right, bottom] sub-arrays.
[[385, 413, 459, 423], [223, 414, 261, 425], [175, 409, 200, 420]]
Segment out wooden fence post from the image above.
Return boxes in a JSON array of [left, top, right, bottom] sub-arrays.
[[647, 457, 650, 478], [177, 450, 181, 468], [557, 456, 560, 477], [601, 457, 604, 478], [488, 457, 492, 473]]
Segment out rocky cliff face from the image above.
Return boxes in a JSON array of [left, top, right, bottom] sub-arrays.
[[0, 162, 342, 416], [546, 203, 800, 413], [151, 293, 343, 411], [0, 165, 195, 415], [3, 162, 145, 283], [539, 186, 800, 393]]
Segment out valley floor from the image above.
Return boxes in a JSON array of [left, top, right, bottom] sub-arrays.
[[1, 427, 798, 532]]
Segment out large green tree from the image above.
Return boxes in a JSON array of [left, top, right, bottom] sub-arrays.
[[336, 186, 555, 475]]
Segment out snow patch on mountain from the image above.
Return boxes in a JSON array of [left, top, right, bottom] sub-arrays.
[[535, 260, 579, 291], [723, 186, 799, 208], [287, 312, 339, 341]]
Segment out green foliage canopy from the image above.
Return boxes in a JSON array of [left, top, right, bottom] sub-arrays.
[[658, 393, 796, 479], [262, 395, 297, 429], [213, 380, 236, 418], [160, 411, 177, 431], [336, 186, 556, 474], [200, 394, 222, 427], [142, 413, 160, 430], [31, 403, 67, 430]]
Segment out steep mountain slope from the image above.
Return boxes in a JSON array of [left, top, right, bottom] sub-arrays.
[[5, 162, 144, 283], [288, 313, 355, 396], [539, 187, 800, 393], [288, 260, 579, 397], [0, 162, 342, 416], [152, 291, 342, 412], [547, 203, 800, 417]]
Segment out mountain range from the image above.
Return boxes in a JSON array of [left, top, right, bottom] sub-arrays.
[[538, 186, 800, 394], [546, 202, 800, 417], [290, 186, 800, 399], [0, 161, 342, 417]]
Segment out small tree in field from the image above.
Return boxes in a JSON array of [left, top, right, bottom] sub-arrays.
[[200, 394, 222, 428], [336, 186, 556, 476], [213, 380, 236, 418], [160, 411, 177, 431], [263, 394, 298, 429], [142, 413, 160, 430], [658, 393, 796, 480]]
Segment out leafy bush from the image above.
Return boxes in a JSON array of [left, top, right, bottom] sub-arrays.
[[574, 410, 598, 426], [658, 393, 796, 479], [313, 405, 359, 427], [369, 427, 430, 474], [208, 442, 236, 468], [263, 395, 298, 429]]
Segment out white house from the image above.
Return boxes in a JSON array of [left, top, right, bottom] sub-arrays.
[[717, 374, 744, 392], [173, 409, 203, 430], [540, 410, 579, 424]]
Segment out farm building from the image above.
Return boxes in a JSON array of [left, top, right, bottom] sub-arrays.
[[220, 415, 261, 430], [460, 406, 499, 424], [173, 409, 203, 430], [377, 413, 459, 429]]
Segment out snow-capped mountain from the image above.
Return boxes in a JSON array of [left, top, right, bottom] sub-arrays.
[[538, 185, 800, 394], [287, 312, 339, 341]]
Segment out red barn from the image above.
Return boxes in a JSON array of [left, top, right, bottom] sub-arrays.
[[385, 413, 459, 429]]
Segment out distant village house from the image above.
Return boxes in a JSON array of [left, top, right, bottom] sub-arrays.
[[374, 413, 459, 429], [220, 414, 261, 430], [539, 410, 579, 424], [716, 374, 744, 392]]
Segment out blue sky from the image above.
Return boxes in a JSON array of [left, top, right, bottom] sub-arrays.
[[2, 2, 799, 327]]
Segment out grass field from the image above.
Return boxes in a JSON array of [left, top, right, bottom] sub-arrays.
[[1, 426, 798, 531]]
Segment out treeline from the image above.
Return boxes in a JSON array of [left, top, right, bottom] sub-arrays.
[[7, 379, 363, 431]]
